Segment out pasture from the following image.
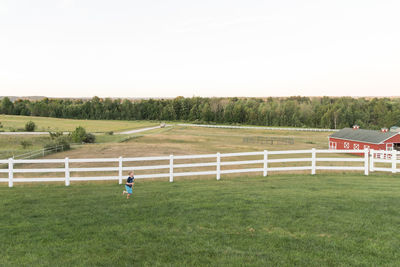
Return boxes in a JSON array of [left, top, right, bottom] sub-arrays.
[[0, 114, 158, 133], [0, 121, 332, 161], [1, 123, 353, 181], [1, 173, 400, 266], [0, 115, 159, 159], [44, 125, 332, 159]]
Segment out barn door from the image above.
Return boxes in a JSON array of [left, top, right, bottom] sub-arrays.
[[329, 141, 337, 150]]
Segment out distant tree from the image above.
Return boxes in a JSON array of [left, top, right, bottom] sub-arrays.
[[3, 96, 400, 129], [1, 97, 14, 114]]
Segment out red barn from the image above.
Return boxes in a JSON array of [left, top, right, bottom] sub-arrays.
[[329, 127, 400, 154]]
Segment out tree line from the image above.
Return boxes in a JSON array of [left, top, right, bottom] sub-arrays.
[[1, 96, 400, 129]]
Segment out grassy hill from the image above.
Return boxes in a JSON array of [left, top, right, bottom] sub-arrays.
[[0, 114, 158, 133], [1, 173, 399, 266]]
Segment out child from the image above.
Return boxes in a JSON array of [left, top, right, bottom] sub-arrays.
[[122, 171, 135, 199]]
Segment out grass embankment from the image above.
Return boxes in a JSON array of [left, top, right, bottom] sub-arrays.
[[0, 135, 52, 159], [1, 174, 399, 266], [0, 114, 158, 133]]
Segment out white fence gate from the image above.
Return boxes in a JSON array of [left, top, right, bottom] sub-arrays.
[[0, 148, 398, 188]]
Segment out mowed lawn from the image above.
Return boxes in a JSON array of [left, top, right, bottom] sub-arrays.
[[1, 174, 400, 266], [0, 114, 158, 132]]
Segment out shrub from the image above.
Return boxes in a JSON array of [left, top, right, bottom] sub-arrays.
[[56, 135, 71, 150], [46, 131, 71, 151], [49, 131, 64, 139], [106, 131, 114, 135], [44, 136, 71, 151], [0, 122, 3, 128], [70, 126, 96, 143], [70, 126, 87, 143], [83, 133, 96, 143], [25, 121, 36, 132]]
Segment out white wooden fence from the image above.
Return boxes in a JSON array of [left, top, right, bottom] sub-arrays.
[[0, 148, 398, 187], [178, 123, 339, 132], [370, 149, 400, 173]]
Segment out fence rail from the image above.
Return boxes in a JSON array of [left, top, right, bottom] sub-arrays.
[[178, 123, 339, 132], [1, 148, 399, 187], [243, 136, 294, 145], [0, 145, 65, 160]]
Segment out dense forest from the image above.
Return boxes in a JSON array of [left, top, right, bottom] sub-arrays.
[[1, 96, 400, 129]]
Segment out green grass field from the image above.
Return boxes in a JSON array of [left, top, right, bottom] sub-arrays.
[[0, 114, 158, 132], [0, 135, 51, 155], [0, 115, 161, 158], [50, 125, 332, 161], [1, 173, 399, 266], [0, 114, 334, 161]]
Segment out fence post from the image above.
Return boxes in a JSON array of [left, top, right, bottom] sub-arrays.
[[311, 148, 316, 175], [370, 149, 374, 172], [118, 156, 123, 184], [216, 152, 221, 180], [392, 150, 397, 174], [42, 148, 45, 157], [65, 157, 70, 186], [263, 150, 268, 176], [8, 158, 13, 188], [364, 148, 369, 175], [169, 154, 174, 182]]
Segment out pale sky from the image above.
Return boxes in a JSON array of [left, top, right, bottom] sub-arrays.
[[1, 0, 399, 98]]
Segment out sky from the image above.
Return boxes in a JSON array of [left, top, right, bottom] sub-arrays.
[[0, 0, 399, 98]]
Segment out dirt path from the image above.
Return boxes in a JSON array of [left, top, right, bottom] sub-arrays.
[[0, 125, 169, 135], [116, 125, 170, 134]]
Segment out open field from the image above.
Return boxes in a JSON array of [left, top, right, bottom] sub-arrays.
[[44, 125, 332, 159], [0, 115, 332, 157], [0, 115, 160, 158], [1, 122, 332, 159], [1, 173, 400, 266], [0, 114, 158, 133], [0, 124, 342, 178], [2, 123, 375, 183]]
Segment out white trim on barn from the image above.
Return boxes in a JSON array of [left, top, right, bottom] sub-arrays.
[[386, 143, 393, 151], [329, 136, 380, 145], [329, 134, 399, 145]]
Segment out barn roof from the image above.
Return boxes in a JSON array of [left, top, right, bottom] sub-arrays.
[[329, 128, 399, 144]]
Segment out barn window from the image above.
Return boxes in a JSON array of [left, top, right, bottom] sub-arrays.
[[353, 144, 359, 150], [344, 142, 350, 149]]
